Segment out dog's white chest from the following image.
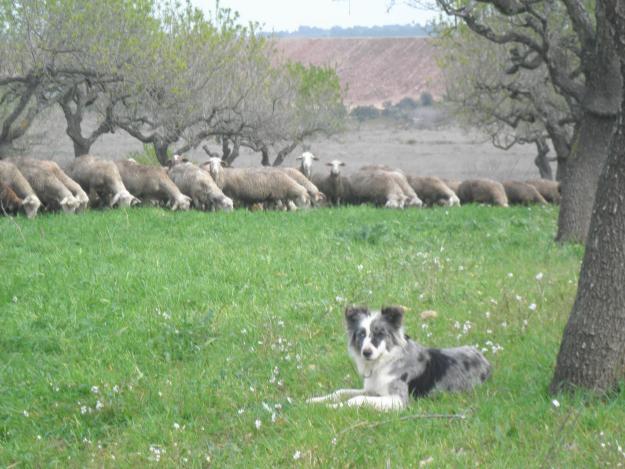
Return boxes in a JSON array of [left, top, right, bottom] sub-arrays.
[[363, 367, 394, 395]]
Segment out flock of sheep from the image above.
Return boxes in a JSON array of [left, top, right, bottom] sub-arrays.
[[0, 151, 561, 218]]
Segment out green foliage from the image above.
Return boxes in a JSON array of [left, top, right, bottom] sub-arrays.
[[350, 105, 381, 122], [126, 144, 166, 166], [0, 206, 622, 466]]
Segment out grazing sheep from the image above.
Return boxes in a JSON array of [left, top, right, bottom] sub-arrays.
[[7, 157, 79, 213], [457, 179, 509, 207], [296, 151, 318, 178], [348, 169, 406, 208], [22, 159, 89, 211], [65, 155, 140, 208], [406, 175, 460, 207], [203, 157, 310, 210], [167, 162, 233, 211], [525, 179, 561, 204], [0, 185, 22, 215], [115, 160, 191, 211], [0, 160, 41, 218], [311, 160, 351, 206], [360, 165, 423, 207], [259, 167, 325, 206], [502, 181, 547, 205]]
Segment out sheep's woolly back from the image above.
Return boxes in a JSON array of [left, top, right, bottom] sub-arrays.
[[348, 170, 406, 208], [457, 179, 508, 207], [525, 179, 561, 204], [407, 175, 458, 207], [503, 181, 547, 205], [168, 162, 232, 211]]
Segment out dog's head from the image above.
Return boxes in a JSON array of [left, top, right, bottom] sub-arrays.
[[345, 305, 407, 362]]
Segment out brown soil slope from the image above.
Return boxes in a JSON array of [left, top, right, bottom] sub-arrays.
[[274, 37, 444, 107]]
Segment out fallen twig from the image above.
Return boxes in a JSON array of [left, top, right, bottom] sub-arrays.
[[336, 411, 468, 438]]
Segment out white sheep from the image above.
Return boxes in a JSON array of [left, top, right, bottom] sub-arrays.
[[115, 160, 192, 211], [65, 155, 140, 208], [406, 175, 460, 207], [295, 151, 318, 178], [29, 159, 89, 211], [168, 162, 233, 211], [203, 158, 310, 210], [7, 157, 79, 213], [360, 165, 423, 207], [348, 168, 407, 208], [311, 160, 350, 206], [0, 160, 42, 218]]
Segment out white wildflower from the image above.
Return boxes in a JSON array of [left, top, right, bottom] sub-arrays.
[[112, 385, 120, 393], [237, 408, 245, 415], [357, 264, 364, 271], [22, 410, 29, 417], [552, 399, 560, 408], [91, 386, 99, 394], [173, 422, 181, 430], [507, 272, 514, 278], [529, 303, 537, 311], [335, 295, 345, 303], [535, 272, 544, 281], [80, 405, 88, 415], [95, 400, 104, 411], [293, 450, 302, 460], [254, 419, 262, 430], [515, 295, 523, 301]]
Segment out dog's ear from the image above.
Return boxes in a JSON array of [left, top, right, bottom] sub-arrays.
[[381, 306, 405, 329], [345, 306, 369, 327]]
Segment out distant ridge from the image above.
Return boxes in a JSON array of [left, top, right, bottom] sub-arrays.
[[267, 24, 432, 38], [274, 37, 444, 108]]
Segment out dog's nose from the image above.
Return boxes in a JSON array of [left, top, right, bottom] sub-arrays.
[[363, 349, 372, 359]]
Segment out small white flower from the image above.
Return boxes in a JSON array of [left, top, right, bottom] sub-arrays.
[[255, 419, 262, 430], [486, 329, 492, 334], [357, 264, 364, 271], [80, 406, 88, 415], [37, 435, 42, 440], [112, 385, 120, 393], [507, 272, 514, 278], [529, 303, 537, 311], [552, 399, 560, 408], [22, 410, 29, 417], [241, 328, 247, 335], [262, 402, 272, 412], [535, 272, 544, 281], [277, 320, 285, 327], [271, 412, 277, 423], [237, 408, 245, 415], [95, 400, 104, 411], [500, 321, 508, 328], [523, 319, 528, 327], [249, 386, 255, 393], [458, 265, 464, 271], [515, 295, 523, 301], [335, 295, 345, 303], [91, 386, 99, 394], [485, 311, 491, 319], [173, 422, 181, 430], [293, 450, 302, 460], [331, 437, 337, 445]]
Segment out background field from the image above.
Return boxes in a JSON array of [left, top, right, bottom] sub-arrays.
[[2, 205, 623, 467]]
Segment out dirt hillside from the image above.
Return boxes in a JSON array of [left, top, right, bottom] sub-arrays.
[[274, 37, 444, 107]]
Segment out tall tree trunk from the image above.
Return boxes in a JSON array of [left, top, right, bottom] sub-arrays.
[[224, 139, 240, 166], [272, 141, 299, 167], [550, 106, 625, 394], [153, 142, 170, 166], [555, 113, 614, 243], [551, 0, 625, 393], [534, 138, 554, 180], [260, 146, 270, 166]]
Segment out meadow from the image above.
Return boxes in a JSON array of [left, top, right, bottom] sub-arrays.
[[1, 205, 624, 468]]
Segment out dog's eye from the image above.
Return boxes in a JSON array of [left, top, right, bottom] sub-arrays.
[[357, 330, 366, 338]]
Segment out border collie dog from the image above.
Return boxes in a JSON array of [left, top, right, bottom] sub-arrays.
[[307, 305, 491, 411]]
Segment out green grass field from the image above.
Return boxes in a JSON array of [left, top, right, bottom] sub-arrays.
[[1, 206, 623, 467]]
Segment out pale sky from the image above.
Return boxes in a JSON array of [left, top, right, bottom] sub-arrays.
[[191, 0, 438, 32]]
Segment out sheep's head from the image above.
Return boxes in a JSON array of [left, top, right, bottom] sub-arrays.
[[448, 192, 461, 207], [22, 194, 41, 218], [111, 190, 140, 208], [171, 194, 192, 211], [326, 160, 345, 177], [296, 152, 318, 177], [60, 195, 80, 214], [404, 195, 423, 208], [204, 157, 225, 179], [214, 194, 233, 212]]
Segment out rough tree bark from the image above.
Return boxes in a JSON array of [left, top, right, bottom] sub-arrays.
[[550, 0, 625, 394]]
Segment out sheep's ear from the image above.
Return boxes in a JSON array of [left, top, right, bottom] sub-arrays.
[[339, 162, 346, 166], [312, 155, 319, 160], [381, 306, 405, 329], [345, 306, 369, 327], [325, 162, 333, 166], [296, 156, 303, 160], [220, 160, 226, 167]]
